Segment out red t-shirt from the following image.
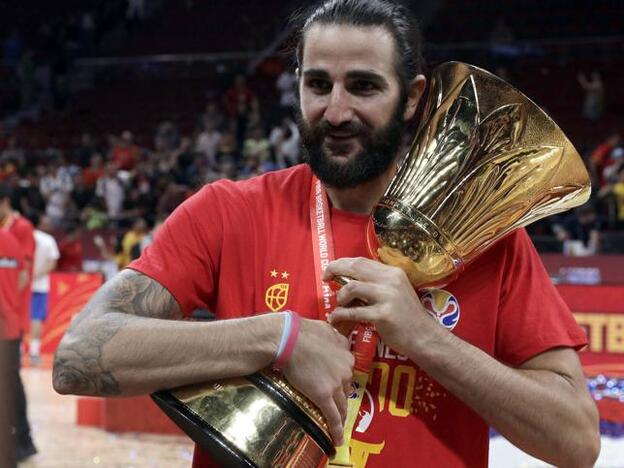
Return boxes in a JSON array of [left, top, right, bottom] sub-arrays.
[[112, 144, 140, 171], [129, 164, 586, 468], [3, 213, 35, 333], [57, 238, 83, 272], [0, 230, 24, 340], [83, 167, 105, 188]]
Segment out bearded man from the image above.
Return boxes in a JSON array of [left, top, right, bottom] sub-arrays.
[[53, 1, 599, 467]]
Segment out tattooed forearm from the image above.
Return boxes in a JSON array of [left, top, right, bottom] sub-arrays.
[[52, 270, 181, 396]]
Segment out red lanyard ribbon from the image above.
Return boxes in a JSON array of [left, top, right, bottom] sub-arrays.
[[309, 176, 378, 371], [309, 176, 337, 320], [309, 175, 380, 463]]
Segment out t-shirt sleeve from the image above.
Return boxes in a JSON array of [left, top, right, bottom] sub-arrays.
[[495, 229, 587, 366], [127, 185, 223, 317]]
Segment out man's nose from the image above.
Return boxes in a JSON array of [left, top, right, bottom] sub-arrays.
[[324, 86, 354, 126]]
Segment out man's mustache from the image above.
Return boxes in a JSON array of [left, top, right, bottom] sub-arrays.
[[312, 120, 369, 137]]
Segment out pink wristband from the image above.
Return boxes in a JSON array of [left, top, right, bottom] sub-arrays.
[[272, 311, 301, 371]]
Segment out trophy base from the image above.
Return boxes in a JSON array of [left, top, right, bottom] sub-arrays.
[[152, 389, 254, 467], [151, 372, 333, 468]]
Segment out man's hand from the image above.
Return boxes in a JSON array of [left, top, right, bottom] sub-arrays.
[[322, 257, 599, 467], [282, 318, 354, 446], [323, 257, 435, 355]]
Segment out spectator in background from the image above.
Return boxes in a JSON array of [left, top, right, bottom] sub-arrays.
[[602, 147, 624, 185], [82, 153, 105, 189], [70, 172, 94, 217], [243, 126, 271, 165], [589, 133, 621, 188], [81, 198, 108, 230], [246, 97, 263, 131], [139, 214, 166, 252], [0, 160, 18, 182], [200, 101, 224, 131], [15, 169, 46, 222], [0, 136, 26, 168], [39, 159, 74, 228], [555, 204, 603, 256], [57, 223, 83, 272], [0, 228, 35, 464], [224, 74, 254, 119], [276, 68, 298, 111], [92, 233, 119, 280], [119, 218, 148, 269], [0, 183, 36, 462], [155, 121, 180, 151], [30, 214, 59, 365], [270, 117, 300, 168], [216, 157, 238, 182], [224, 74, 255, 151], [239, 152, 275, 179], [215, 130, 239, 164], [95, 162, 126, 224], [75, 132, 97, 168], [599, 165, 624, 229], [578, 71, 605, 121], [111, 130, 141, 171], [195, 119, 221, 167], [156, 183, 188, 216]]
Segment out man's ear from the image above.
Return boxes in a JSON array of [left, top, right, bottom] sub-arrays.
[[403, 74, 427, 121]]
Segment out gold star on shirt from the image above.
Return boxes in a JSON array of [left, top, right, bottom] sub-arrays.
[[281, 271, 290, 279], [270, 269, 278, 278]]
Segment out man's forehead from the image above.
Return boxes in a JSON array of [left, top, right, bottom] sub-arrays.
[[301, 23, 397, 77]]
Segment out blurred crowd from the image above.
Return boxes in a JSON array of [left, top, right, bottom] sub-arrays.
[[0, 1, 134, 120], [0, 70, 303, 269], [529, 131, 624, 256]]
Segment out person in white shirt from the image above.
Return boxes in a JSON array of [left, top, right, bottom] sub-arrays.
[[95, 163, 126, 221], [276, 70, 298, 109], [30, 215, 60, 364], [269, 117, 301, 168], [194, 119, 222, 167]]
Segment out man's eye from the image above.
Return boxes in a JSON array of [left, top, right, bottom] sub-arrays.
[[353, 81, 376, 92], [308, 79, 331, 92]]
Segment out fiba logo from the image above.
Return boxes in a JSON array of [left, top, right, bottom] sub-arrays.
[[421, 289, 460, 331]]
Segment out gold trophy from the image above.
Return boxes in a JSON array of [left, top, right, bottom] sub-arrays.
[[151, 61, 590, 467]]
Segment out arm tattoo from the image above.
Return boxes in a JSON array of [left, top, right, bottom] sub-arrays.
[[53, 270, 181, 396]]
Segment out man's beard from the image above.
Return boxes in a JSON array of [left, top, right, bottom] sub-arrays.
[[298, 99, 407, 189]]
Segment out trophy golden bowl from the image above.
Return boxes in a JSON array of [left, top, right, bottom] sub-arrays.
[[152, 61, 590, 468]]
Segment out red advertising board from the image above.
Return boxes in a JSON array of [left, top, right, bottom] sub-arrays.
[[40, 272, 103, 354]]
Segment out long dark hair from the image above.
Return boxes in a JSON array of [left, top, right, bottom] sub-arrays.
[[293, 0, 425, 94]]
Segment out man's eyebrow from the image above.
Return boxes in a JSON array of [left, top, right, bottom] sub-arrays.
[[301, 68, 389, 87], [302, 68, 330, 79], [345, 70, 389, 87]]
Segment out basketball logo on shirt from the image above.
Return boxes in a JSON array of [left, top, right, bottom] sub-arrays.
[[265, 269, 290, 312], [421, 289, 460, 331]]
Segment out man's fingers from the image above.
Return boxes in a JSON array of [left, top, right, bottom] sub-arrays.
[[335, 388, 348, 424], [323, 257, 388, 283], [318, 399, 344, 446], [329, 306, 375, 325], [336, 280, 384, 307], [343, 378, 352, 398]]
